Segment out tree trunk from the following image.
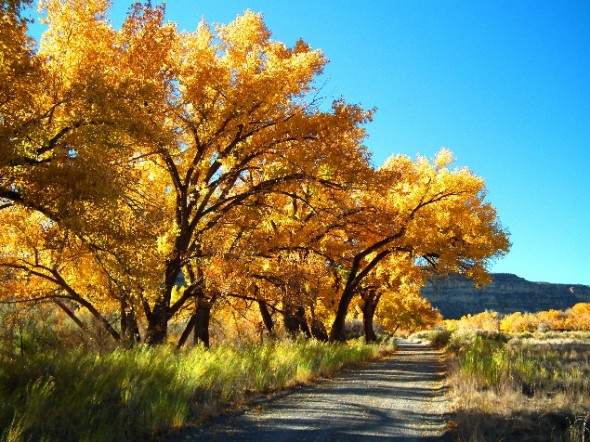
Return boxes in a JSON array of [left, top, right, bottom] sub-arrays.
[[362, 298, 378, 343], [329, 248, 393, 342], [311, 318, 329, 341], [283, 305, 311, 338], [329, 284, 356, 341], [283, 308, 300, 337], [74, 296, 121, 342], [258, 300, 275, 337], [295, 306, 311, 338], [145, 251, 185, 345], [120, 299, 141, 346], [193, 301, 211, 348], [177, 313, 198, 349], [177, 298, 213, 349], [54, 299, 88, 333], [145, 299, 169, 345]]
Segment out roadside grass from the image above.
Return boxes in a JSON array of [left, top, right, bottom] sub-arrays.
[[410, 328, 452, 348], [447, 331, 590, 441], [0, 338, 391, 442]]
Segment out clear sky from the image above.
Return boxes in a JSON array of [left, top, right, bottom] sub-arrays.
[[28, 1, 590, 285]]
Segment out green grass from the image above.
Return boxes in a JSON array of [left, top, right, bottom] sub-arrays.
[[0, 339, 388, 442]]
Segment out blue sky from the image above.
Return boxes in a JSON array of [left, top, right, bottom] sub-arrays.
[[28, 1, 590, 285]]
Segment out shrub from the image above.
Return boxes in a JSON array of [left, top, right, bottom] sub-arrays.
[[410, 329, 451, 348]]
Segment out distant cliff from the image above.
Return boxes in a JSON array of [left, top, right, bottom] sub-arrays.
[[422, 273, 590, 319]]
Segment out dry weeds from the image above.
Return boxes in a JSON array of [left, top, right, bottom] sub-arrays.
[[447, 332, 590, 442]]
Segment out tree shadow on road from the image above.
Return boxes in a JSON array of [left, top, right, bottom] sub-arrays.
[[165, 346, 453, 442]]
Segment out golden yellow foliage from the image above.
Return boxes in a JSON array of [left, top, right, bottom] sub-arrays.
[[452, 311, 500, 332], [450, 305, 588, 333], [565, 303, 590, 331], [0, 1, 510, 347]]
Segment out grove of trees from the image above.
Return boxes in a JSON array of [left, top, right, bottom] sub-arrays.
[[0, 0, 510, 347]]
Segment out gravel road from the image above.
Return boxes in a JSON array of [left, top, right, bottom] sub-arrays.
[[168, 339, 450, 441]]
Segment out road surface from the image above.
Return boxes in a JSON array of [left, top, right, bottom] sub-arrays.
[[168, 339, 450, 441]]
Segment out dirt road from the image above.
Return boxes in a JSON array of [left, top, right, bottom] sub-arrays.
[[168, 339, 450, 441]]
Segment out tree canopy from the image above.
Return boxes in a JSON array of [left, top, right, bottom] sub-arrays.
[[0, 0, 510, 346]]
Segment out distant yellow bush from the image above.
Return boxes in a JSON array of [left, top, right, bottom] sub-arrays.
[[565, 303, 590, 331], [445, 310, 500, 332], [446, 303, 590, 333]]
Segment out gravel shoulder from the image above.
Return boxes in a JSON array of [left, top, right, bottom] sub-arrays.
[[167, 339, 451, 441]]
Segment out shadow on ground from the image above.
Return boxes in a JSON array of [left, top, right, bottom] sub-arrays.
[[452, 409, 590, 442], [164, 340, 453, 442]]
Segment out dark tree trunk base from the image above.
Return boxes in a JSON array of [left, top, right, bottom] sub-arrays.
[[194, 303, 211, 348], [258, 300, 275, 337]]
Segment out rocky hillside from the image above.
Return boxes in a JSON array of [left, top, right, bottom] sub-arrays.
[[422, 273, 590, 319]]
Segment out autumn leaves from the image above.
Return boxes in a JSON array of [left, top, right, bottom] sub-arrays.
[[0, 1, 510, 346]]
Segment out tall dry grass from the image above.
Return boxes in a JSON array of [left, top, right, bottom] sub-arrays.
[[447, 331, 590, 441], [0, 338, 388, 442]]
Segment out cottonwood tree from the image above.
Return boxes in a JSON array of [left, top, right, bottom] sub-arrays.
[[2, 1, 373, 345], [0, 0, 163, 344], [178, 178, 356, 344], [563, 303, 590, 331], [353, 255, 427, 341], [1, 1, 510, 348], [1, 0, 138, 216], [38, 2, 373, 344], [186, 148, 510, 343], [0, 207, 126, 342], [109, 6, 372, 344], [0, 175, 168, 345], [328, 149, 510, 341]]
